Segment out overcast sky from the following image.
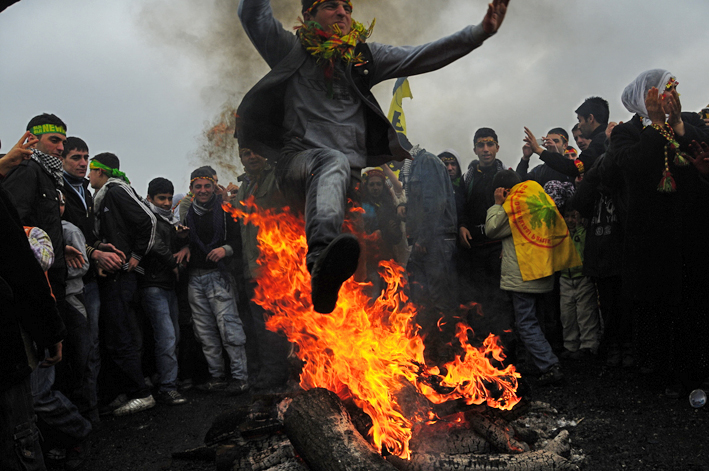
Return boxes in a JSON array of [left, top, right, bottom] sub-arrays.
[[2, 0, 709, 196]]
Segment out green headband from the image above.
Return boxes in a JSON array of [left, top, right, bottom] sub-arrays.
[[90, 160, 131, 184], [30, 124, 67, 136]]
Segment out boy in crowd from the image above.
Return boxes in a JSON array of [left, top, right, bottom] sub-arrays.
[[90, 153, 157, 415], [484, 170, 573, 385], [140, 177, 188, 405], [175, 167, 249, 394]]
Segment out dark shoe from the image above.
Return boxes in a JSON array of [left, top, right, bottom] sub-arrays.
[[99, 393, 127, 416], [45, 448, 66, 469], [65, 443, 87, 471], [310, 234, 360, 314], [538, 364, 564, 386], [606, 346, 621, 367], [177, 378, 194, 391], [156, 390, 187, 406], [560, 349, 581, 361], [226, 379, 250, 396], [196, 377, 227, 392]]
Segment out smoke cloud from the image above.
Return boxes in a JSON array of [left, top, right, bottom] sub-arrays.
[[136, 0, 709, 179]]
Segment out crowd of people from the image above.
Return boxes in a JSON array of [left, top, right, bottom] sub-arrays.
[[2, 0, 709, 470]]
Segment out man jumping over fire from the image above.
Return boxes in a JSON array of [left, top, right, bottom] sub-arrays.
[[236, 0, 510, 313]]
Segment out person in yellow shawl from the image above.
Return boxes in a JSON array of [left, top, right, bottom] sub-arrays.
[[485, 170, 581, 385]]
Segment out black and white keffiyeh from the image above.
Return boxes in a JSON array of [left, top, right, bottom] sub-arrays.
[[32, 148, 64, 188]]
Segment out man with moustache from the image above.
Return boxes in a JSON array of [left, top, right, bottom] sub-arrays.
[[237, 0, 510, 314], [174, 167, 249, 395]]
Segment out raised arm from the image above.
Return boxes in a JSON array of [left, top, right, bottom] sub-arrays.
[[239, 0, 300, 68], [369, 0, 509, 84]]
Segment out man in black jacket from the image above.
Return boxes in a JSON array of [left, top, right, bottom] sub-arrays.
[[524, 97, 610, 179], [140, 177, 188, 405], [0, 142, 66, 471], [458, 127, 516, 364], [60, 136, 125, 424], [90, 152, 157, 415]]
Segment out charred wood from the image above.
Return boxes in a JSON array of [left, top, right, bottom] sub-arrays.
[[387, 450, 579, 471], [466, 411, 529, 454], [283, 388, 397, 471], [542, 430, 571, 458], [410, 428, 491, 455], [231, 435, 302, 471]]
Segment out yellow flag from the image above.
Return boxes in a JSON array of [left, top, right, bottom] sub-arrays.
[[502, 180, 582, 281], [387, 77, 413, 135]]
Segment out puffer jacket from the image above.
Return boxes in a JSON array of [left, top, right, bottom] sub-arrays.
[[484, 204, 554, 293]]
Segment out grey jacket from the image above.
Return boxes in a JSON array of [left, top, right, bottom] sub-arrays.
[[236, 0, 491, 167], [485, 204, 554, 294]]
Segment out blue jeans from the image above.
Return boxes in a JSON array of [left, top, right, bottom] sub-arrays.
[[141, 287, 180, 392], [188, 271, 247, 380], [31, 360, 92, 450], [98, 272, 149, 399], [0, 376, 45, 471], [510, 292, 559, 372], [276, 148, 351, 268], [82, 280, 101, 422]]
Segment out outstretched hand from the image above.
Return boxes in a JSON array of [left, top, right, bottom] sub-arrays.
[[688, 140, 709, 175], [482, 0, 510, 35]]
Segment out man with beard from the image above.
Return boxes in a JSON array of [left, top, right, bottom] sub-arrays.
[[236, 0, 510, 313], [175, 167, 249, 395]]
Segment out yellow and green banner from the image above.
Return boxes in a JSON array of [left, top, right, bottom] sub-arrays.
[[502, 180, 581, 281], [387, 77, 412, 135]]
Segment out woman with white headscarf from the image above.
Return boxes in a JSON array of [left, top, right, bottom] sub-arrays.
[[607, 69, 709, 397]]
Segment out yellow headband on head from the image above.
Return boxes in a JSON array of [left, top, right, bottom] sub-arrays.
[[30, 124, 66, 136]]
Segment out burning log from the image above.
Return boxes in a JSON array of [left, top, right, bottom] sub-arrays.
[[410, 428, 491, 455], [466, 411, 529, 454], [386, 450, 579, 471], [283, 388, 398, 471]]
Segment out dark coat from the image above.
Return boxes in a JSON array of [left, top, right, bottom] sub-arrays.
[[516, 158, 574, 187], [0, 184, 65, 390], [138, 216, 178, 290], [540, 124, 607, 178], [607, 112, 709, 304], [95, 182, 156, 263], [62, 176, 97, 282], [3, 159, 66, 291], [571, 154, 623, 279], [235, 41, 409, 168]]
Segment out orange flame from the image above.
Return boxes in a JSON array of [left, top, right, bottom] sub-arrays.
[[224, 200, 520, 458]]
